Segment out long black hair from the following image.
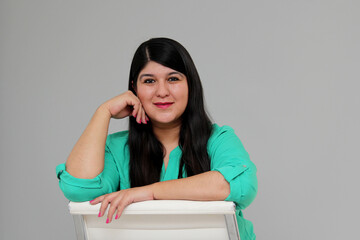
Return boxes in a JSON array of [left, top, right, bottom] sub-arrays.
[[128, 37, 212, 187]]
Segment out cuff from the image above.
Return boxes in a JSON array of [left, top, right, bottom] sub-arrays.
[[213, 164, 249, 202], [56, 163, 103, 189]]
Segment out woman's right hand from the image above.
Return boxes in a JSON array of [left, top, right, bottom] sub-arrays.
[[101, 90, 148, 124]]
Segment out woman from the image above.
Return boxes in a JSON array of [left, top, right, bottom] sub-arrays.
[[56, 37, 258, 239]]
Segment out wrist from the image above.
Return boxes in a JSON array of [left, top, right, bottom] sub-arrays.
[[149, 182, 160, 200], [96, 104, 112, 119]]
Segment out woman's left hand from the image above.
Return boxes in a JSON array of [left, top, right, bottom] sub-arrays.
[[89, 185, 155, 223]]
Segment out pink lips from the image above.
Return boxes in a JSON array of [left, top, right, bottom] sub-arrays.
[[154, 102, 173, 109]]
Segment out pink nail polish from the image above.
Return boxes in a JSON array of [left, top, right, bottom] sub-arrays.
[[98, 212, 101, 217], [89, 200, 93, 203], [106, 218, 110, 224], [115, 215, 118, 219]]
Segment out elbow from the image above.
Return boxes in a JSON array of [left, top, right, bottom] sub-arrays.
[[56, 163, 113, 202], [214, 163, 258, 208], [214, 171, 231, 200], [63, 192, 91, 202], [238, 162, 258, 209], [58, 181, 105, 202], [238, 182, 258, 209], [230, 169, 258, 209]]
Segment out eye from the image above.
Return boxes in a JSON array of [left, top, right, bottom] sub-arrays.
[[168, 77, 179, 82], [144, 79, 155, 84]]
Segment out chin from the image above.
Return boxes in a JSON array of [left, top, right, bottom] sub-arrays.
[[150, 116, 181, 126], [152, 119, 175, 124]]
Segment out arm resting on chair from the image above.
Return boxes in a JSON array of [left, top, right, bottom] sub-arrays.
[[150, 170, 230, 201]]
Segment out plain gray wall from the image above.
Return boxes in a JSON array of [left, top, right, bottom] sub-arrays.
[[1, 0, 359, 239]]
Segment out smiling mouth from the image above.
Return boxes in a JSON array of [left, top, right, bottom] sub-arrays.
[[154, 102, 174, 109]]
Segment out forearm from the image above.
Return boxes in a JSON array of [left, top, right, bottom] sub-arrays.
[[66, 105, 111, 179], [150, 171, 230, 201]]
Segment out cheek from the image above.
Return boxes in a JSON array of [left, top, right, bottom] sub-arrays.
[[177, 87, 189, 106], [137, 87, 152, 101], [137, 93, 146, 103], [172, 84, 188, 98], [136, 91, 154, 113]]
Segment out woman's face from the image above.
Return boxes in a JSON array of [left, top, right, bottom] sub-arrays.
[[135, 61, 188, 126]]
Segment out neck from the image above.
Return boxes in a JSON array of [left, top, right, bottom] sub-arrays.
[[152, 120, 181, 147]]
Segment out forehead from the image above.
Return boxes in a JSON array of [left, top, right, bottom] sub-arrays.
[[139, 61, 182, 76]]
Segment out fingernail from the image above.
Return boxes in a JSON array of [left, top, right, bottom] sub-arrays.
[[106, 218, 110, 224], [98, 212, 101, 217], [89, 200, 93, 203], [134, 114, 137, 118], [115, 215, 118, 219]]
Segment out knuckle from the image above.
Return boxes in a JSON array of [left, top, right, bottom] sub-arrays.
[[116, 204, 124, 212], [109, 204, 117, 211], [104, 194, 112, 200], [101, 203, 107, 210]]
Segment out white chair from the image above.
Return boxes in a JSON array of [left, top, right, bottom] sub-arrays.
[[69, 200, 240, 240]]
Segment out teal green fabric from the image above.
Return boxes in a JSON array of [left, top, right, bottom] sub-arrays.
[[56, 124, 257, 240]]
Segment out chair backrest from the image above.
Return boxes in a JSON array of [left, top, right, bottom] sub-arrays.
[[69, 200, 240, 240]]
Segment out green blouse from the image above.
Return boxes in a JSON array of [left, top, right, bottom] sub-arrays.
[[56, 123, 258, 240]]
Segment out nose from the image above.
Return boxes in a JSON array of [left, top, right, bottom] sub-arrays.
[[156, 80, 170, 98]]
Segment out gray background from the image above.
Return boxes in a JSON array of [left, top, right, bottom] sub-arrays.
[[1, 0, 359, 239]]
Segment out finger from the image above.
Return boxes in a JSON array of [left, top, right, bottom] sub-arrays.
[[106, 195, 124, 223], [114, 208, 120, 220], [128, 94, 141, 118], [89, 195, 106, 205], [141, 106, 147, 124], [131, 100, 139, 118], [136, 104, 142, 124], [114, 199, 131, 220], [99, 194, 115, 218]]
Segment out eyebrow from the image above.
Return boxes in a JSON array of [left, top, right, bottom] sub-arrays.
[[139, 71, 184, 80]]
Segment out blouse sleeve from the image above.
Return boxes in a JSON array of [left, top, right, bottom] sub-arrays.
[[210, 126, 258, 210], [56, 137, 120, 202]]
